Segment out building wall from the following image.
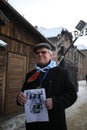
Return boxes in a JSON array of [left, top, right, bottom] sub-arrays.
[[48, 34, 75, 65], [0, 6, 49, 118], [80, 50, 87, 79], [77, 50, 85, 80], [0, 46, 7, 117], [48, 34, 85, 81]]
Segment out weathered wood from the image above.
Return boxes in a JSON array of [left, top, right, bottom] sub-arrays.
[[4, 53, 26, 115], [0, 47, 6, 116], [0, 0, 53, 118]]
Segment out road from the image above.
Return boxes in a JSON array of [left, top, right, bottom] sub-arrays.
[[0, 80, 87, 130], [66, 80, 87, 130]]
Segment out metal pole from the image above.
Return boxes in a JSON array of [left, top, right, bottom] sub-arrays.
[[57, 20, 87, 66]]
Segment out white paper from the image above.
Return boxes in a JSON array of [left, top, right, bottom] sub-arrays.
[[24, 88, 49, 123]]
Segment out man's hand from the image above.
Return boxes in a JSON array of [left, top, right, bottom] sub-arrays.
[[45, 98, 53, 110], [17, 92, 26, 105]]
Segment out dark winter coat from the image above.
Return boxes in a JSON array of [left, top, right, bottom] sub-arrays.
[[19, 66, 77, 130]]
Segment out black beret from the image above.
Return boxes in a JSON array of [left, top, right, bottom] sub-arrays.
[[33, 43, 52, 52]]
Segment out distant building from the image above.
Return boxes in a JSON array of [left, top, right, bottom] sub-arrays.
[[77, 50, 85, 80], [80, 49, 87, 79]]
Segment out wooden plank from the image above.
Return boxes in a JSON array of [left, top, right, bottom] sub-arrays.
[[5, 52, 27, 115], [0, 48, 6, 116]]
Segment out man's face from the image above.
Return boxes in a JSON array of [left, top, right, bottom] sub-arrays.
[[34, 48, 52, 66]]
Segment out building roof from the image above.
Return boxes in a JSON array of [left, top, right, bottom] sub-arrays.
[[0, 0, 55, 50], [37, 27, 67, 38]]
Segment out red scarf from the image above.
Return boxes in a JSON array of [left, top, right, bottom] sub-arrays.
[[27, 71, 40, 82]]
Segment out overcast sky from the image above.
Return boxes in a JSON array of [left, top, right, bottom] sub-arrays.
[[8, 0, 87, 47]]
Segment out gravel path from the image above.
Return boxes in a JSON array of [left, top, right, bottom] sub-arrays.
[[66, 80, 87, 130]]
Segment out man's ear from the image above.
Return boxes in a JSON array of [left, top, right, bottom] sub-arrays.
[[50, 53, 53, 59]]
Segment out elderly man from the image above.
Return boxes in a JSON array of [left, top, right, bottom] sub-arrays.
[[17, 43, 77, 130]]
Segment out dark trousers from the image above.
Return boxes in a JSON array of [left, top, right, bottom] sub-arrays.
[[25, 122, 67, 130]]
